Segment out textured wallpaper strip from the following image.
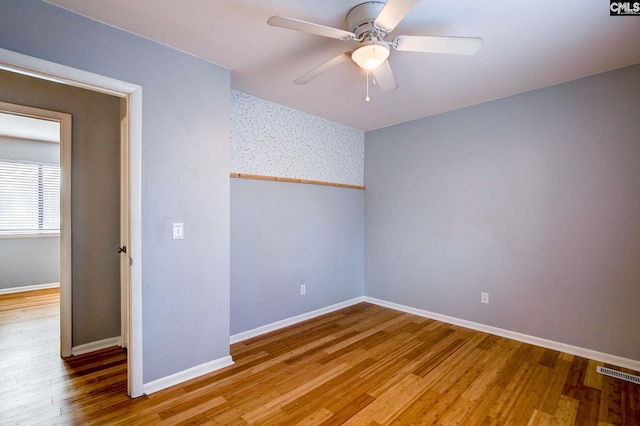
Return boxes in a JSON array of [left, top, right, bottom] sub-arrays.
[[230, 90, 364, 186]]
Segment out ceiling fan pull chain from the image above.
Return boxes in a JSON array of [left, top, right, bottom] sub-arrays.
[[365, 71, 371, 102]]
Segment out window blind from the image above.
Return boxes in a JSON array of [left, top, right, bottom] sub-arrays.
[[0, 160, 60, 234]]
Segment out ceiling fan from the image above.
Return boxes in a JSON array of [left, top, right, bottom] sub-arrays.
[[267, 0, 482, 98]]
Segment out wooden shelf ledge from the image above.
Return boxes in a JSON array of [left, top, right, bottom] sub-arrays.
[[230, 173, 365, 190]]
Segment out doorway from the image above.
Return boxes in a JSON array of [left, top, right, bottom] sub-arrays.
[[0, 103, 72, 355], [0, 47, 143, 397]]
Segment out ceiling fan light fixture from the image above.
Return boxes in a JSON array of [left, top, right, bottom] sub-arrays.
[[351, 41, 390, 70]]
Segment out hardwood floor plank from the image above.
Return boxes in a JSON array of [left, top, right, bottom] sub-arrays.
[[527, 408, 554, 425], [318, 393, 376, 426], [294, 407, 334, 426], [411, 338, 467, 378], [157, 395, 226, 424], [342, 374, 430, 425], [563, 356, 603, 424], [619, 377, 640, 425], [241, 362, 351, 423], [539, 352, 575, 415], [461, 338, 516, 403], [280, 357, 375, 415], [554, 395, 580, 425], [459, 384, 505, 425], [585, 359, 605, 390]]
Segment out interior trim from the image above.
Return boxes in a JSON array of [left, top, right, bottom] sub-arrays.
[[143, 355, 235, 395], [0, 282, 60, 295], [230, 297, 366, 344], [72, 336, 122, 356], [230, 172, 365, 190]]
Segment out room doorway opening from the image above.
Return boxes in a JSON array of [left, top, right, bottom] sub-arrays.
[[0, 47, 142, 397], [0, 103, 73, 355]]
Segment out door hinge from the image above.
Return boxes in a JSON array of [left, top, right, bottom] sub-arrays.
[[117, 246, 127, 254]]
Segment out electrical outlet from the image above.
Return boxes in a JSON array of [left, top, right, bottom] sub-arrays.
[[481, 292, 489, 304], [300, 284, 306, 295]]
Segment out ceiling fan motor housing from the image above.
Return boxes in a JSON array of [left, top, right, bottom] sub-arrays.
[[347, 1, 388, 40]]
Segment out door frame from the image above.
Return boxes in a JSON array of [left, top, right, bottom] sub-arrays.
[[0, 47, 144, 397], [120, 112, 131, 352]]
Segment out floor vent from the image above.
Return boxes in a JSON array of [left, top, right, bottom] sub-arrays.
[[596, 366, 640, 385]]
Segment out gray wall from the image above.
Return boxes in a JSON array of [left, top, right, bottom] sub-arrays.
[[0, 69, 121, 345], [365, 64, 640, 361], [0, 136, 60, 290], [231, 179, 364, 335], [0, 0, 231, 383], [0, 237, 60, 289]]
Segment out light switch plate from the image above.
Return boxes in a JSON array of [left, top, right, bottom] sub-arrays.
[[172, 222, 184, 240]]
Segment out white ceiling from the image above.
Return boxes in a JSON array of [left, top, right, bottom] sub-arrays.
[[46, 0, 640, 131]]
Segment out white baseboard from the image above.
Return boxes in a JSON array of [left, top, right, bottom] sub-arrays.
[[230, 296, 366, 344], [143, 355, 234, 395], [0, 282, 60, 295], [364, 297, 640, 372], [72, 336, 122, 356]]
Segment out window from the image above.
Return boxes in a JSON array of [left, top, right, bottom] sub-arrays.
[[0, 160, 60, 235]]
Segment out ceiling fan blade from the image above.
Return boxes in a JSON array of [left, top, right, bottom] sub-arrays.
[[393, 35, 483, 55], [268, 16, 356, 41], [374, 0, 420, 32], [372, 60, 398, 92], [294, 52, 352, 85]]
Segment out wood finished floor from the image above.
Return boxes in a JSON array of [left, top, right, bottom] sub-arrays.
[[1, 290, 638, 425]]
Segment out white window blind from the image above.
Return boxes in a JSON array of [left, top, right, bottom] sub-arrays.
[[0, 160, 60, 234]]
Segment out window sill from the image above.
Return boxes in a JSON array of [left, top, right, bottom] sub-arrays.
[[0, 232, 60, 240]]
